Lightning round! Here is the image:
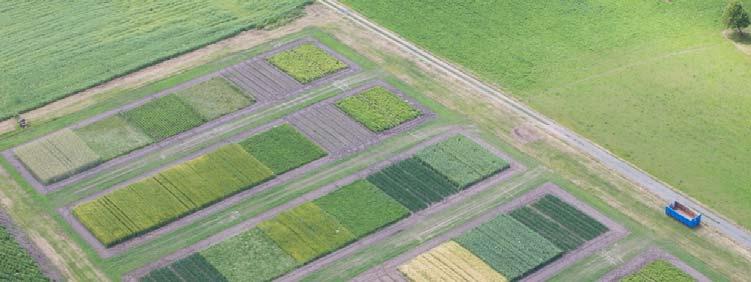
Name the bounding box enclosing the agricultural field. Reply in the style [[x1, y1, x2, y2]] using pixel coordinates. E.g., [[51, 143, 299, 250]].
[[73, 125, 323, 247], [0, 224, 46, 281], [621, 260, 694, 282], [0, 0, 311, 120], [267, 43, 348, 83], [397, 241, 508, 282], [336, 86, 421, 132], [239, 124, 326, 174], [11, 77, 255, 185], [341, 0, 751, 228]]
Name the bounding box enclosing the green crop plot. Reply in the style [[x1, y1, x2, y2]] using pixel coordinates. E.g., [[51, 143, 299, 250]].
[[258, 203, 355, 263], [621, 260, 694, 282], [0, 225, 46, 281], [141, 254, 226, 282], [455, 215, 562, 281], [367, 157, 458, 212], [532, 195, 608, 241], [0, 0, 311, 120], [200, 228, 298, 282], [314, 180, 409, 237], [267, 43, 347, 83], [14, 129, 101, 184], [510, 207, 584, 252], [120, 95, 206, 141], [73, 145, 273, 246], [416, 135, 508, 188], [140, 267, 182, 282], [175, 78, 254, 120], [336, 86, 420, 132], [341, 0, 751, 228], [240, 124, 327, 174], [74, 116, 153, 160]]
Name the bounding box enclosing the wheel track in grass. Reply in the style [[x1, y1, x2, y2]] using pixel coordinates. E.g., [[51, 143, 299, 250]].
[[319, 0, 751, 250]]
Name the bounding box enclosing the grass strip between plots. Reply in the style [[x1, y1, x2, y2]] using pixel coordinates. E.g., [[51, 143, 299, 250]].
[[336, 86, 421, 132], [267, 43, 347, 84]]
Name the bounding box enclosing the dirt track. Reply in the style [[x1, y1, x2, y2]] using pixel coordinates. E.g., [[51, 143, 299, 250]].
[[2, 37, 360, 195], [124, 128, 521, 281], [352, 183, 629, 282], [598, 247, 711, 282]]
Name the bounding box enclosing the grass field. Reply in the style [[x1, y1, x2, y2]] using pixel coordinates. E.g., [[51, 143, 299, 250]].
[[175, 78, 254, 120], [0, 224, 46, 281], [398, 241, 508, 282], [14, 129, 101, 184], [341, 0, 751, 228], [0, 0, 311, 120], [336, 86, 421, 132], [268, 43, 347, 83], [621, 260, 694, 282]]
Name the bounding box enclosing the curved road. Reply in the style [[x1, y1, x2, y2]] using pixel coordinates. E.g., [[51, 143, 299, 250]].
[[319, 0, 751, 250]]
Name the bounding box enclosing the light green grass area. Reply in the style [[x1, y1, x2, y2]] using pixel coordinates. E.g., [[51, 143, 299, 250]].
[[268, 43, 347, 83], [314, 180, 409, 237], [621, 260, 694, 282], [74, 116, 153, 160], [336, 86, 420, 132], [120, 95, 206, 141], [258, 203, 355, 263], [175, 78, 254, 120], [0, 0, 312, 120], [14, 129, 100, 184], [201, 228, 298, 282], [240, 124, 327, 174], [342, 0, 751, 228]]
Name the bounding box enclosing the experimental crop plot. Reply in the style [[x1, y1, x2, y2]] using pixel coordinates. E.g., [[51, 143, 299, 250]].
[[336, 86, 421, 133], [397, 241, 508, 282], [175, 78, 254, 120], [119, 94, 207, 141], [239, 124, 327, 175], [14, 129, 101, 184], [267, 43, 347, 84], [221, 59, 302, 101], [74, 116, 153, 161]]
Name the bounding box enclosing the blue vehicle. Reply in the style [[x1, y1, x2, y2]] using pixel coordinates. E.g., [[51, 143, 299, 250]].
[[665, 201, 702, 228]]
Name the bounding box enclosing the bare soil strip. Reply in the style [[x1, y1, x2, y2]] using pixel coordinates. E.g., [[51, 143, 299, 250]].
[[2, 37, 360, 194], [598, 247, 711, 282], [352, 183, 629, 282], [124, 128, 523, 281], [0, 208, 63, 281], [58, 80, 433, 258]]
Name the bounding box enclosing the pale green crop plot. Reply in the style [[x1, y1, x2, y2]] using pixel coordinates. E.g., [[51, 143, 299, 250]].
[[175, 78, 254, 120], [268, 44, 347, 83], [342, 0, 751, 228], [14, 129, 101, 184], [0, 0, 311, 120]]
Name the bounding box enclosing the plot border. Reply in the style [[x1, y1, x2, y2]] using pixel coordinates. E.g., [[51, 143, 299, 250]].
[[598, 247, 711, 282]]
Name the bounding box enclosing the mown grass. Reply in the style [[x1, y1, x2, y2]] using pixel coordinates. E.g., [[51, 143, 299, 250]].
[[0, 0, 312, 120], [342, 0, 751, 228]]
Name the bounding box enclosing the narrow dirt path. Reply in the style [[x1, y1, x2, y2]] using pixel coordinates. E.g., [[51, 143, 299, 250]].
[[598, 247, 711, 282]]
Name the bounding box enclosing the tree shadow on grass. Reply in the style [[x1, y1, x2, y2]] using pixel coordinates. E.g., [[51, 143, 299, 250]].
[[724, 29, 751, 55]]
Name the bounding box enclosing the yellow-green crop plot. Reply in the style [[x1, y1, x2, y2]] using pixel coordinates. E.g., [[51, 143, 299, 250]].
[[14, 129, 101, 184], [267, 44, 347, 84], [398, 241, 508, 282]]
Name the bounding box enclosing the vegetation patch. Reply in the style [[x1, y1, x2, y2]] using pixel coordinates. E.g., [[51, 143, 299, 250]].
[[120, 94, 206, 141], [416, 135, 508, 188], [0, 225, 46, 281], [367, 157, 458, 212], [398, 241, 508, 282], [14, 129, 101, 184], [0, 0, 312, 120], [258, 203, 355, 263], [73, 145, 273, 246], [175, 78, 254, 120], [141, 254, 226, 282], [455, 215, 562, 281], [621, 260, 694, 282], [314, 180, 409, 237], [531, 195, 608, 241], [74, 116, 153, 160], [267, 43, 347, 83], [509, 207, 584, 252], [336, 86, 420, 132], [200, 229, 298, 282], [240, 124, 327, 174]]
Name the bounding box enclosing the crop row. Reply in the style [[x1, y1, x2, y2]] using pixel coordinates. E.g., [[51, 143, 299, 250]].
[[267, 43, 347, 84], [73, 124, 325, 247], [141, 135, 507, 281], [621, 260, 694, 282], [336, 86, 421, 133], [0, 225, 46, 281], [14, 78, 252, 184]]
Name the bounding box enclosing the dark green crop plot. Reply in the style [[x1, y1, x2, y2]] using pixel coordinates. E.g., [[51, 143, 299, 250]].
[[0, 225, 46, 281], [510, 207, 584, 252], [532, 195, 608, 241], [314, 180, 409, 237], [120, 94, 206, 141], [367, 157, 458, 212], [167, 254, 227, 282], [240, 124, 327, 174], [455, 215, 561, 281]]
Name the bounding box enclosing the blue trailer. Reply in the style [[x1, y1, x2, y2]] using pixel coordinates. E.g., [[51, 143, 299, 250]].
[[665, 201, 701, 228]]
